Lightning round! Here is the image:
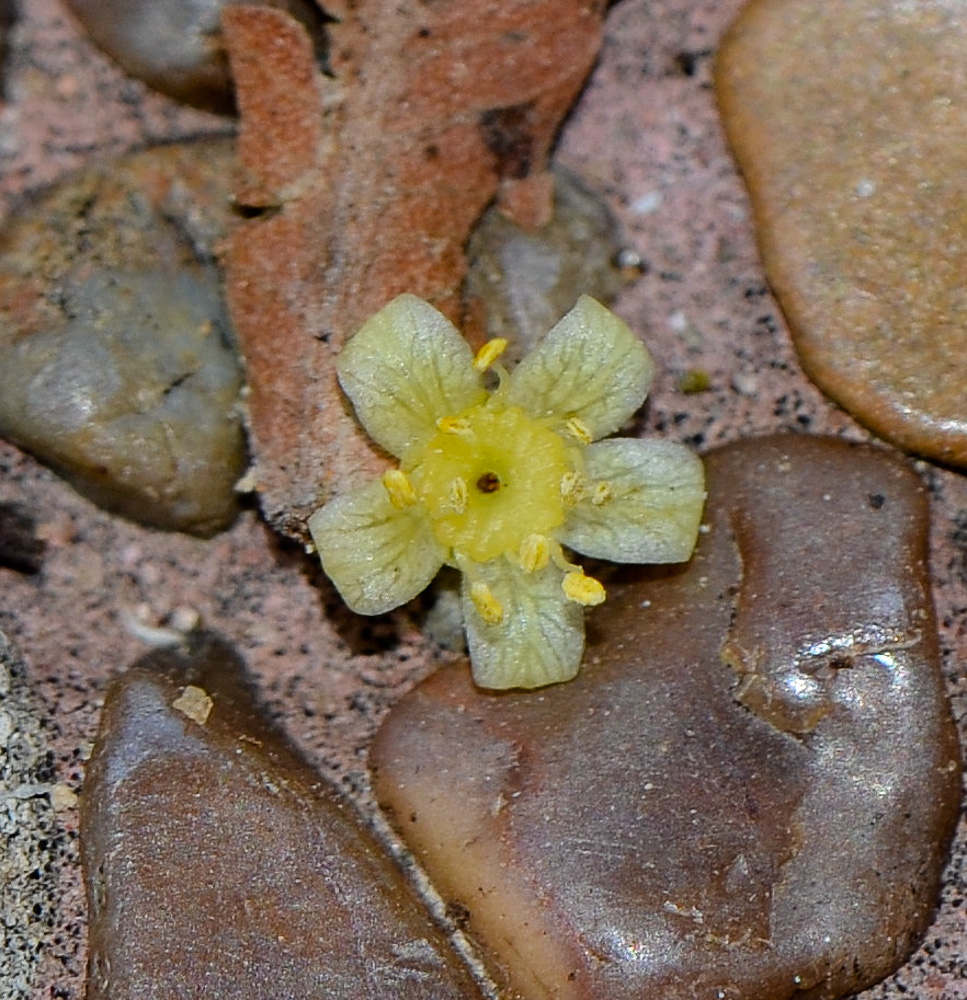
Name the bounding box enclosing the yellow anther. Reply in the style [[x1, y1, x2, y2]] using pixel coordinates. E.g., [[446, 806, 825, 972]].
[[518, 533, 550, 574], [563, 416, 593, 445], [470, 581, 504, 624], [447, 477, 469, 514], [590, 481, 614, 506], [382, 468, 416, 509], [562, 570, 606, 607], [437, 415, 472, 435], [473, 338, 508, 372]]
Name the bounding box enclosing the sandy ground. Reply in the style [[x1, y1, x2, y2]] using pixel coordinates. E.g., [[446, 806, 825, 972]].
[[2, 0, 966, 997]]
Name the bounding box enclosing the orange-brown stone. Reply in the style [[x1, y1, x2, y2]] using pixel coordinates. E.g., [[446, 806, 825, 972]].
[[716, 1, 967, 469]]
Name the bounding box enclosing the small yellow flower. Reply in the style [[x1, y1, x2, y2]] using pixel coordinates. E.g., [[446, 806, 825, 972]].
[[309, 294, 706, 690]]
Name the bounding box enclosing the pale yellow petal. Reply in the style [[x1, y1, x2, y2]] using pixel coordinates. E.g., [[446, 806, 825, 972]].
[[308, 480, 445, 615], [337, 294, 486, 460], [560, 439, 705, 563], [461, 558, 585, 690], [504, 295, 653, 440]]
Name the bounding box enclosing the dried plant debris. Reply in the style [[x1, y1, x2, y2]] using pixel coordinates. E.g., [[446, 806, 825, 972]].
[[0, 629, 61, 999], [220, 0, 607, 541]]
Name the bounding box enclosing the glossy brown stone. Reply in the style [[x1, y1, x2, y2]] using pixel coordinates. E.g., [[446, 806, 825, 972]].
[[81, 635, 482, 1000], [716, 0, 967, 469], [371, 435, 961, 1000]]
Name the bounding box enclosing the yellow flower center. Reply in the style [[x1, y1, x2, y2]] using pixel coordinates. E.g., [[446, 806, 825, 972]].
[[409, 403, 572, 564]]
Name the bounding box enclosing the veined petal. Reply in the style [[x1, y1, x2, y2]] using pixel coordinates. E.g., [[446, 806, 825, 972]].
[[560, 438, 705, 563], [504, 295, 653, 440], [308, 480, 445, 615], [461, 558, 585, 690], [337, 294, 487, 460]]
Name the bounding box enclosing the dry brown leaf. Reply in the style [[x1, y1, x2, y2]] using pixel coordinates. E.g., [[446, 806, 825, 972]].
[[221, 1, 605, 541]]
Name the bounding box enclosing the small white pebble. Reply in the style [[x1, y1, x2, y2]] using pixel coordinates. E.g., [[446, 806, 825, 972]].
[[630, 190, 663, 215], [854, 178, 876, 198], [668, 309, 689, 333], [614, 246, 643, 271], [169, 605, 201, 633], [50, 784, 78, 811], [120, 607, 188, 648], [731, 371, 759, 396], [235, 465, 259, 493], [119, 543, 143, 571]]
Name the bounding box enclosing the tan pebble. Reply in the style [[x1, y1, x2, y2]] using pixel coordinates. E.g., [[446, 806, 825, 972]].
[[717, 0, 967, 467], [171, 685, 214, 726]]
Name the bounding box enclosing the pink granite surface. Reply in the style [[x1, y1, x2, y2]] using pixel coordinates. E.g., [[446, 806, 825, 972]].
[[1, 1, 965, 997]]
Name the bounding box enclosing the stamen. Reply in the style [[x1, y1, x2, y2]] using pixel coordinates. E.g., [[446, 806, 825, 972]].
[[473, 338, 508, 372], [437, 415, 472, 436], [563, 570, 606, 607], [563, 416, 593, 445], [550, 543, 574, 573], [447, 477, 469, 514], [560, 471, 584, 505], [470, 581, 504, 624], [518, 534, 550, 573], [491, 362, 510, 388], [590, 481, 614, 506], [382, 468, 416, 509]]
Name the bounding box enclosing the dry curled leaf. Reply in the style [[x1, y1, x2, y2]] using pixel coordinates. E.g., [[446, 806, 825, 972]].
[[221, 1, 606, 540]]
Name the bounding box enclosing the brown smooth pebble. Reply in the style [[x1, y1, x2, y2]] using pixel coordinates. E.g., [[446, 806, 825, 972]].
[[716, 1, 967, 469], [371, 435, 961, 1000], [81, 634, 482, 1000]]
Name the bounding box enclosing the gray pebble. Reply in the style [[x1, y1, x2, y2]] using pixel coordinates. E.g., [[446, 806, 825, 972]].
[[0, 139, 247, 537], [66, 0, 332, 114], [465, 166, 631, 361]]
